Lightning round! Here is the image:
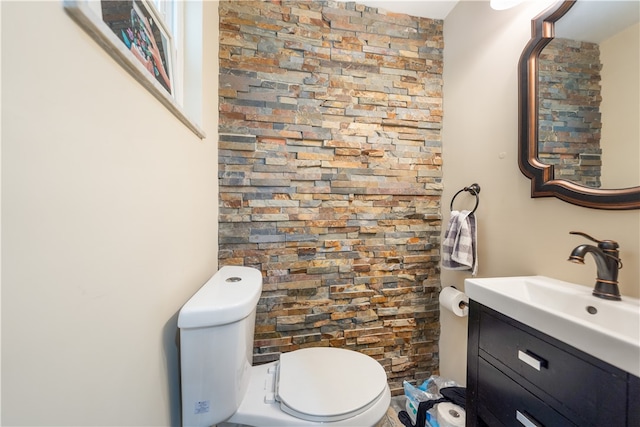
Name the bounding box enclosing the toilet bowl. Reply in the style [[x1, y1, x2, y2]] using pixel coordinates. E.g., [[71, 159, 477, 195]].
[[178, 266, 391, 427], [223, 348, 391, 426]]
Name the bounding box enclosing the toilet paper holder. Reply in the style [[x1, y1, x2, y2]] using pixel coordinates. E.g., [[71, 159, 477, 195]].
[[439, 286, 469, 317], [451, 286, 468, 309]]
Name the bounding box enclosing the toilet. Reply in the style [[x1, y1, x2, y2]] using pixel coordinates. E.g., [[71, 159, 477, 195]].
[[178, 266, 391, 427]]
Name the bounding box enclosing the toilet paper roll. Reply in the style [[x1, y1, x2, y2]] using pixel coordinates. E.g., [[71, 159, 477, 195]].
[[439, 286, 469, 317], [436, 402, 466, 427]]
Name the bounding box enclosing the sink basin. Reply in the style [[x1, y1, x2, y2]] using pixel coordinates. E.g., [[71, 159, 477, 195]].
[[464, 276, 640, 377]]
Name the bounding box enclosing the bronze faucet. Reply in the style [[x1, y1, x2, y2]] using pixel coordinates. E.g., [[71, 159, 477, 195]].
[[568, 231, 623, 301]]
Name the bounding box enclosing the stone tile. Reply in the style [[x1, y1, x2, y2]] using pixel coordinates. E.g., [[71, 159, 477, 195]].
[[219, 0, 443, 389]]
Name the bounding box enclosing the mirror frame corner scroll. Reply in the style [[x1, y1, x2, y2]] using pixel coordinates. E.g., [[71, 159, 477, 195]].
[[518, 0, 640, 210]]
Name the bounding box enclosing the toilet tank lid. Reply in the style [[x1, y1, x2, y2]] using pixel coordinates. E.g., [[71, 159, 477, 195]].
[[178, 266, 263, 329]]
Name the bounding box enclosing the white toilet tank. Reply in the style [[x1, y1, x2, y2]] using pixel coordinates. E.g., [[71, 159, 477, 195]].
[[178, 266, 263, 427]]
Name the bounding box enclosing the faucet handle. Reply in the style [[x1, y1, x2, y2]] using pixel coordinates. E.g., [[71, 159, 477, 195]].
[[569, 231, 619, 251]]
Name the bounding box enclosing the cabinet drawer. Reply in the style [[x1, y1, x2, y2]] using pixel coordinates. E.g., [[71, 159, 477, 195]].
[[478, 310, 627, 426], [478, 357, 576, 427]]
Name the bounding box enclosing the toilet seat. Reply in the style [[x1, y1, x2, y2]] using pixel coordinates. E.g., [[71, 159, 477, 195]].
[[276, 347, 388, 423], [226, 347, 391, 427]]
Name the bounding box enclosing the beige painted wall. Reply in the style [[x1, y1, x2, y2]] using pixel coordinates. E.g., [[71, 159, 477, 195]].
[[441, 0, 640, 385], [600, 22, 640, 189], [1, 1, 219, 425]]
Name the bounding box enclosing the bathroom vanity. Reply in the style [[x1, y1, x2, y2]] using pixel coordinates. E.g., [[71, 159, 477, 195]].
[[466, 301, 640, 426]]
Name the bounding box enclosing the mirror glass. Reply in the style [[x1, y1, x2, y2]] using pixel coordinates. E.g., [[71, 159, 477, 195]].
[[537, 1, 639, 189]]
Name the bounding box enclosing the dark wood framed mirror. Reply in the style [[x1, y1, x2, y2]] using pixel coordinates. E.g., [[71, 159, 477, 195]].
[[518, 0, 640, 210]]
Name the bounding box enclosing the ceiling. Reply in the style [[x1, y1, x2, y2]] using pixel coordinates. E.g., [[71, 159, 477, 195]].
[[340, 0, 459, 20], [341, 1, 640, 43], [556, 1, 640, 43]]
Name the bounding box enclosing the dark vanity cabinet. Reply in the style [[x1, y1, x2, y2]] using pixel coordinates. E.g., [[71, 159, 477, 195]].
[[466, 300, 640, 427]]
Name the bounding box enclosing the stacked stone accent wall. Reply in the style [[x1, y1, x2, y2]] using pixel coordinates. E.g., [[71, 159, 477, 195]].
[[538, 38, 602, 188], [218, 0, 443, 394]]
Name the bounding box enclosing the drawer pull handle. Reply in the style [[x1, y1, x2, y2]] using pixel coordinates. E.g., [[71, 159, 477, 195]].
[[516, 410, 543, 427], [518, 350, 547, 371]]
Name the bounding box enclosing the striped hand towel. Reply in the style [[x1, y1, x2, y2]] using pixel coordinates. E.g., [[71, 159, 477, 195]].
[[442, 210, 478, 275]]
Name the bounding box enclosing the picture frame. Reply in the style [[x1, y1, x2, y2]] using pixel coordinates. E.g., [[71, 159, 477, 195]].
[[64, 0, 205, 138]]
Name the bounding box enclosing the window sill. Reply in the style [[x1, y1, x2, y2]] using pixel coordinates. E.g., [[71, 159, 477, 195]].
[[64, 0, 206, 139]]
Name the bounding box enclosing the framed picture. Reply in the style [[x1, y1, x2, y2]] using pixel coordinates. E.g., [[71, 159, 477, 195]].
[[65, 0, 173, 95], [64, 0, 203, 137]]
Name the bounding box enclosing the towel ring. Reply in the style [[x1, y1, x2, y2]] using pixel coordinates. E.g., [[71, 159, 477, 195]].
[[450, 183, 481, 214]]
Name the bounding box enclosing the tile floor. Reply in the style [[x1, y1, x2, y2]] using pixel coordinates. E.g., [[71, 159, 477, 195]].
[[376, 396, 406, 427]]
